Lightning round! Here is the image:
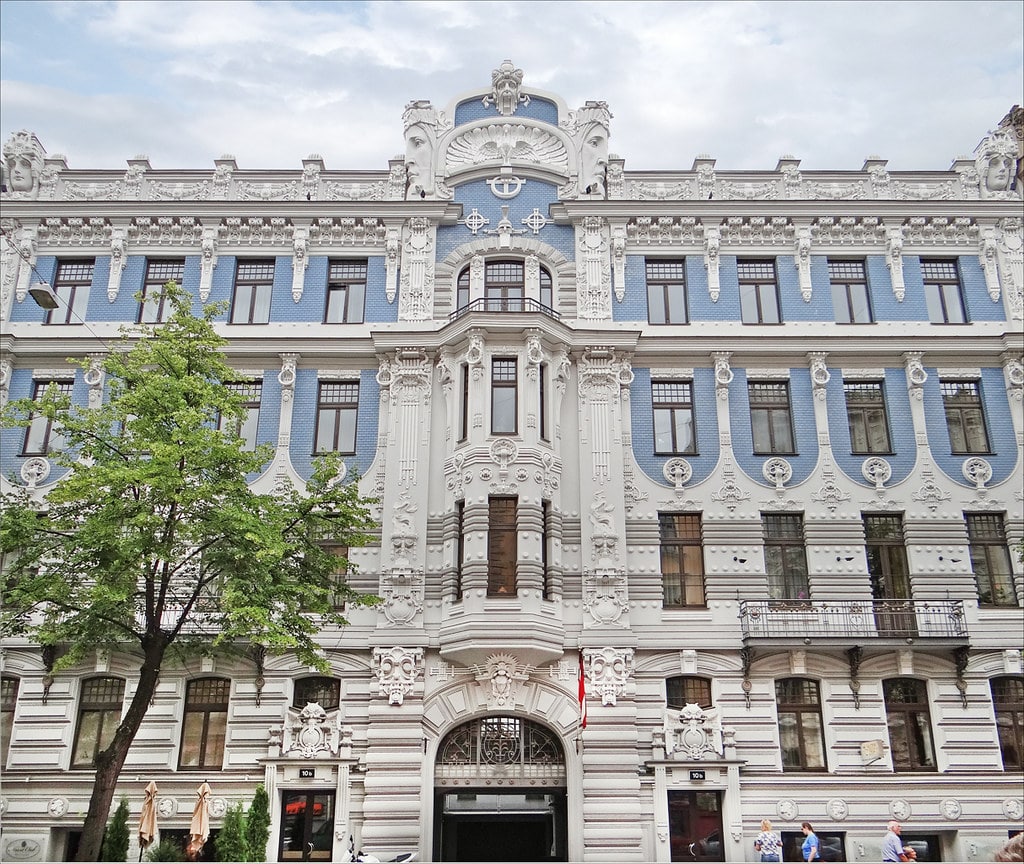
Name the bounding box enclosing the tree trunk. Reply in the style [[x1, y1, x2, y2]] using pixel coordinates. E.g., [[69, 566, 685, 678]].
[[75, 640, 167, 862]]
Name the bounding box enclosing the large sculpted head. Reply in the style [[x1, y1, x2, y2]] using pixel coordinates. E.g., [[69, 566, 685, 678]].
[[403, 100, 437, 199], [577, 101, 611, 196], [489, 59, 526, 116], [977, 131, 1019, 197], [3, 130, 45, 197]]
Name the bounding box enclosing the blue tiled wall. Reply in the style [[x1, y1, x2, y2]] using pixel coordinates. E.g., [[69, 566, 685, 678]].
[[960, 257, 1006, 322], [454, 96, 558, 126]]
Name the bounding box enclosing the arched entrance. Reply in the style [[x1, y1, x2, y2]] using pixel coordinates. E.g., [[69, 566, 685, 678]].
[[432, 715, 568, 862]]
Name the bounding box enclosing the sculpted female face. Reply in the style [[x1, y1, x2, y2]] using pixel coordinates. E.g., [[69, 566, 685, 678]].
[[404, 124, 433, 197], [580, 123, 609, 194], [6, 155, 34, 192], [985, 154, 1013, 192]]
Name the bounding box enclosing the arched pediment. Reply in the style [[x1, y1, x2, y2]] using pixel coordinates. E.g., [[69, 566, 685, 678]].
[[443, 120, 571, 179]]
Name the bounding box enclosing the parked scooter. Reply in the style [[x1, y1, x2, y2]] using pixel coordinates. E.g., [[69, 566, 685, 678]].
[[343, 836, 416, 863]]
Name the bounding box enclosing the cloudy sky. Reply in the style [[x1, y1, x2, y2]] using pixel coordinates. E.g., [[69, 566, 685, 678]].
[[1, 0, 1021, 174]]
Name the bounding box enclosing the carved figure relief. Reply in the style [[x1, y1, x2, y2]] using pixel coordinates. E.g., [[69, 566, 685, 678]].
[[374, 646, 423, 706], [476, 653, 528, 709], [585, 647, 633, 706], [380, 570, 424, 626], [583, 570, 628, 626], [399, 217, 435, 320], [976, 130, 1020, 199], [404, 101, 438, 199], [666, 703, 723, 760], [3, 130, 45, 198], [575, 101, 611, 197], [482, 60, 529, 116], [279, 701, 351, 759]]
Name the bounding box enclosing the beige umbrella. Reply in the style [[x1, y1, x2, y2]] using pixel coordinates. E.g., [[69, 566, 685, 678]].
[[138, 781, 159, 860], [187, 782, 212, 861]]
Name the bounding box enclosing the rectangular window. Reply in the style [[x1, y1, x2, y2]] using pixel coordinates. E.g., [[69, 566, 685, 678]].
[[541, 500, 551, 599], [659, 513, 705, 607], [47, 259, 94, 324], [458, 363, 470, 442], [324, 260, 366, 324], [484, 261, 525, 312], [71, 677, 124, 768], [22, 380, 74, 455], [763, 513, 809, 600], [317, 541, 350, 609], [653, 381, 696, 455], [646, 259, 688, 324], [179, 678, 229, 770], [139, 259, 185, 323], [942, 380, 990, 454], [666, 676, 712, 710], [487, 496, 517, 596], [218, 381, 262, 451], [884, 678, 936, 771], [1, 676, 18, 766], [455, 501, 466, 601], [749, 381, 795, 454], [230, 259, 274, 324], [844, 381, 892, 454], [991, 677, 1024, 770], [922, 259, 966, 323], [864, 514, 911, 600], [775, 678, 826, 771], [491, 358, 518, 435], [539, 362, 549, 442], [967, 513, 1017, 606], [315, 381, 359, 454], [829, 259, 872, 324], [738, 259, 780, 324]]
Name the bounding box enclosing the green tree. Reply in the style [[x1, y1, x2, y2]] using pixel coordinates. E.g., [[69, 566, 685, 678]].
[[100, 797, 130, 862], [244, 785, 271, 862], [215, 801, 249, 862], [0, 284, 376, 862]]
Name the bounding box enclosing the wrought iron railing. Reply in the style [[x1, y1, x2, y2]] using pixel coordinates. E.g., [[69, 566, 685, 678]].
[[449, 297, 560, 321], [738, 599, 968, 641]]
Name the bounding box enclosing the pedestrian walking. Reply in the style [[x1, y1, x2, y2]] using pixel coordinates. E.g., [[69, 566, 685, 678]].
[[882, 820, 917, 861], [801, 821, 820, 862], [754, 819, 782, 862]]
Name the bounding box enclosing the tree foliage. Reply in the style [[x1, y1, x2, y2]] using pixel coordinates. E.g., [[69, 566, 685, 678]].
[[0, 283, 377, 860], [100, 797, 130, 862], [214, 802, 249, 863], [244, 785, 271, 862]]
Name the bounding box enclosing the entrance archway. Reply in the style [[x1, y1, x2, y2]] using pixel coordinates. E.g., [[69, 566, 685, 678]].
[[433, 716, 568, 862]]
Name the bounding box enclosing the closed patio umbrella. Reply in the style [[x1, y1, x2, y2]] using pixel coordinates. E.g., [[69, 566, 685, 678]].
[[187, 782, 212, 861], [138, 781, 159, 860]]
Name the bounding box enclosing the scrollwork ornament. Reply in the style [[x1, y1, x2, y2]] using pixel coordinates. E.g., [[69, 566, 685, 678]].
[[20, 457, 50, 489], [961, 457, 992, 489], [663, 458, 692, 489], [762, 458, 793, 490], [861, 457, 892, 490]]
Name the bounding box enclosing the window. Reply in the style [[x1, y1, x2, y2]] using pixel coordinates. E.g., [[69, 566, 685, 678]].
[[659, 513, 705, 607], [539, 362, 549, 442], [749, 381, 795, 454], [738, 260, 780, 324], [991, 677, 1024, 769], [488, 496, 517, 596], [864, 514, 910, 601], [646, 260, 688, 324], [71, 677, 124, 768], [47, 259, 93, 324], [218, 381, 262, 451], [967, 513, 1017, 606], [456, 500, 466, 600], [539, 266, 553, 310], [22, 380, 73, 455], [294, 676, 340, 710], [666, 676, 712, 710], [942, 380, 990, 454], [317, 540, 350, 609], [456, 268, 470, 311], [763, 514, 809, 600], [781, 832, 846, 863], [775, 678, 826, 771], [315, 381, 359, 454], [541, 500, 551, 599], [324, 260, 366, 323], [884, 678, 936, 771], [829, 260, 872, 324], [458, 363, 470, 442], [230, 259, 274, 324], [844, 381, 891, 454], [491, 358, 518, 435], [1, 676, 18, 765], [922, 259, 966, 323], [179, 677, 229, 770], [653, 381, 696, 455], [139, 259, 185, 323], [485, 261, 525, 312]]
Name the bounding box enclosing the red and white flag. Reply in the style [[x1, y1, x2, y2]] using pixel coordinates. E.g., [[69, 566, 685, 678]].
[[578, 650, 587, 729]]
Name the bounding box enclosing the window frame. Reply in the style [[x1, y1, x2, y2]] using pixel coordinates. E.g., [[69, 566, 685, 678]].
[[829, 259, 872, 324], [883, 678, 936, 771], [218, 380, 262, 451], [1, 675, 19, 766], [652, 380, 697, 455], [749, 381, 795, 455], [666, 676, 712, 710], [941, 380, 990, 454], [738, 259, 781, 324], [763, 513, 809, 600], [46, 259, 94, 325], [324, 260, 367, 324], [991, 676, 1024, 770], [458, 363, 470, 443], [455, 500, 466, 601], [22, 379, 74, 456], [646, 259, 689, 325], [230, 259, 275, 324], [775, 677, 827, 771], [314, 381, 359, 455], [490, 357, 518, 435], [922, 258, 966, 324], [659, 513, 706, 608], [487, 496, 517, 597], [844, 381, 892, 454], [966, 513, 1017, 607], [456, 267, 471, 311], [293, 676, 341, 711], [178, 677, 230, 771], [71, 676, 125, 769], [484, 260, 525, 312], [139, 258, 186, 324]]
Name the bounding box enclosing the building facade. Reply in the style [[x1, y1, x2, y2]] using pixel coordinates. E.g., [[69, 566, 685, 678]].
[[0, 63, 1022, 863]]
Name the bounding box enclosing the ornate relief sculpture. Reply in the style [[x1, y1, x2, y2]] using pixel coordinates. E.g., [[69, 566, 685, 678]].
[[584, 647, 633, 706], [575, 101, 611, 197], [976, 128, 1021, 199], [398, 217, 435, 320], [482, 60, 529, 116], [404, 101, 439, 200], [2, 130, 45, 198], [576, 217, 611, 319], [476, 653, 529, 709], [666, 703, 723, 760], [374, 646, 423, 706]]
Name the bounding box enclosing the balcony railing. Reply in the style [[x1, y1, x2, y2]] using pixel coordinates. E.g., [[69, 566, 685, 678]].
[[739, 599, 968, 642], [449, 298, 560, 321]]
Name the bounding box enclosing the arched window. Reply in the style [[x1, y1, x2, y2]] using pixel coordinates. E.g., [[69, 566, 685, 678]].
[[991, 676, 1023, 769], [666, 676, 712, 710], [72, 676, 125, 768], [294, 676, 341, 710], [456, 268, 471, 311], [775, 678, 826, 771], [179, 677, 230, 770], [453, 260, 556, 316], [884, 678, 935, 771], [539, 266, 553, 309], [1, 676, 19, 765]]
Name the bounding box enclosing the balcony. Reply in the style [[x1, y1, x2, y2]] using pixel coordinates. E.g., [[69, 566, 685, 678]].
[[449, 297, 560, 321], [738, 599, 969, 647]]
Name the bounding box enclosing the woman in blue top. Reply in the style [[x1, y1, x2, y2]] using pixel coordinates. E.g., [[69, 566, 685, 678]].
[[801, 822, 820, 861]]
